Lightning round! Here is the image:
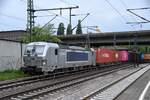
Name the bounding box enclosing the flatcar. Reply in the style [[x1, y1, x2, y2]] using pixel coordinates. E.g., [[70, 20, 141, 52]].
[[21, 42, 95, 74]]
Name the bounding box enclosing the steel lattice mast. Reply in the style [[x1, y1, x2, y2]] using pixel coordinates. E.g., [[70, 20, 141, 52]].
[[27, 0, 34, 42]]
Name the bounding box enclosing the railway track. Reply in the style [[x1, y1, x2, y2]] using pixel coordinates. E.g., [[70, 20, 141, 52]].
[[0, 69, 89, 91], [0, 63, 121, 91], [83, 64, 150, 100], [0, 64, 133, 100]]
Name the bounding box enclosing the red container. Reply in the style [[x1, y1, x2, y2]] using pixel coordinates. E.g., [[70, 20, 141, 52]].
[[95, 48, 116, 64], [144, 54, 150, 60], [119, 51, 128, 62]]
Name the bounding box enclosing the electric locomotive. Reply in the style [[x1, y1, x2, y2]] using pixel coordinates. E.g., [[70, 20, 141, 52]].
[[21, 42, 96, 74]]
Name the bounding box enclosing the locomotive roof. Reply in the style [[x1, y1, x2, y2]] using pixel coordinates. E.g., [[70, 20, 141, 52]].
[[58, 43, 90, 51], [27, 42, 89, 50], [27, 42, 59, 48]]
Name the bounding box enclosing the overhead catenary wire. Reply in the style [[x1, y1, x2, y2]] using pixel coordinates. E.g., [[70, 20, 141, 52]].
[[0, 0, 27, 30], [127, 8, 150, 25], [58, 0, 106, 32], [120, 0, 150, 25], [58, 0, 78, 7], [119, 0, 137, 21], [21, 0, 69, 23], [127, 9, 150, 22], [0, 13, 26, 30], [104, 0, 137, 47], [105, 0, 135, 31], [118, 0, 138, 30], [118, 0, 141, 51], [105, 0, 127, 22], [35, 15, 57, 18], [0, 12, 26, 22], [0, 22, 24, 30]]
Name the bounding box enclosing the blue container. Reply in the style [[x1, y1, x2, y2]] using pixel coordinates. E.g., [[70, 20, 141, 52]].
[[140, 53, 144, 60]]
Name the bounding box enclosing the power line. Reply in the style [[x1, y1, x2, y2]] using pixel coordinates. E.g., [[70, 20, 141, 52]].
[[59, 0, 72, 5], [119, 0, 128, 8], [105, 0, 127, 22], [33, 6, 79, 26], [119, 0, 137, 21], [105, 0, 136, 31], [128, 7, 150, 11], [58, 0, 78, 6], [41, 15, 58, 29], [127, 9, 150, 22], [72, 13, 90, 31], [118, 0, 138, 30], [120, 1, 150, 25], [0, 12, 26, 22], [104, 0, 136, 46], [21, 0, 69, 22], [0, 22, 24, 29], [35, 14, 56, 17]]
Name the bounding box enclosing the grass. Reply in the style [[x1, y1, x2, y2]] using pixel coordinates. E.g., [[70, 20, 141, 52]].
[[0, 70, 29, 81]]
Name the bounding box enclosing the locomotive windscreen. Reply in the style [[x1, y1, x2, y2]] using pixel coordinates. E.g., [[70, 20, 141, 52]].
[[67, 52, 88, 61], [24, 45, 45, 55]]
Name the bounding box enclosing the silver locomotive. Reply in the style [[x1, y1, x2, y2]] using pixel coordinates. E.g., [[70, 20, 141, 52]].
[[22, 42, 95, 74]]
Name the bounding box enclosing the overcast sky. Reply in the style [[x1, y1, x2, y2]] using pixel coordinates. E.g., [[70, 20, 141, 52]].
[[0, 0, 150, 33]]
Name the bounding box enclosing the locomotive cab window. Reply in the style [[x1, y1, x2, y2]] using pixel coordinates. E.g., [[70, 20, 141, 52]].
[[55, 49, 58, 55], [24, 45, 45, 55]]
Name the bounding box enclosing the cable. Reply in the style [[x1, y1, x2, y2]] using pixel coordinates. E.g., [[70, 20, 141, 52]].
[[0, 12, 26, 22], [0, 22, 24, 29], [21, 0, 69, 23], [119, 0, 150, 29], [118, 0, 138, 30], [35, 15, 56, 18], [58, 0, 78, 6], [119, 0, 128, 8], [105, 0, 135, 31], [119, 0, 142, 26], [105, 0, 127, 22]]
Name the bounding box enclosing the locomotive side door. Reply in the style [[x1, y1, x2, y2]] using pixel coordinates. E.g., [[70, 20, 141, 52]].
[[57, 49, 66, 69], [46, 47, 58, 71]]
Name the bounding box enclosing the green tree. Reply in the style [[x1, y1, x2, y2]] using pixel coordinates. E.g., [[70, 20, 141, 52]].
[[57, 22, 65, 35], [23, 24, 61, 43], [76, 20, 82, 34], [66, 24, 72, 35]]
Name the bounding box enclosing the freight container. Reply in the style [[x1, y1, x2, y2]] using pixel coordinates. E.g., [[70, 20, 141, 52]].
[[140, 53, 144, 60], [95, 48, 116, 64], [119, 51, 128, 62], [144, 54, 150, 60], [128, 51, 140, 63]]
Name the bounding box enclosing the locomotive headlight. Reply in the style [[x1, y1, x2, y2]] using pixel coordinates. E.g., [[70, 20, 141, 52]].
[[43, 62, 46, 65], [42, 59, 47, 65]]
